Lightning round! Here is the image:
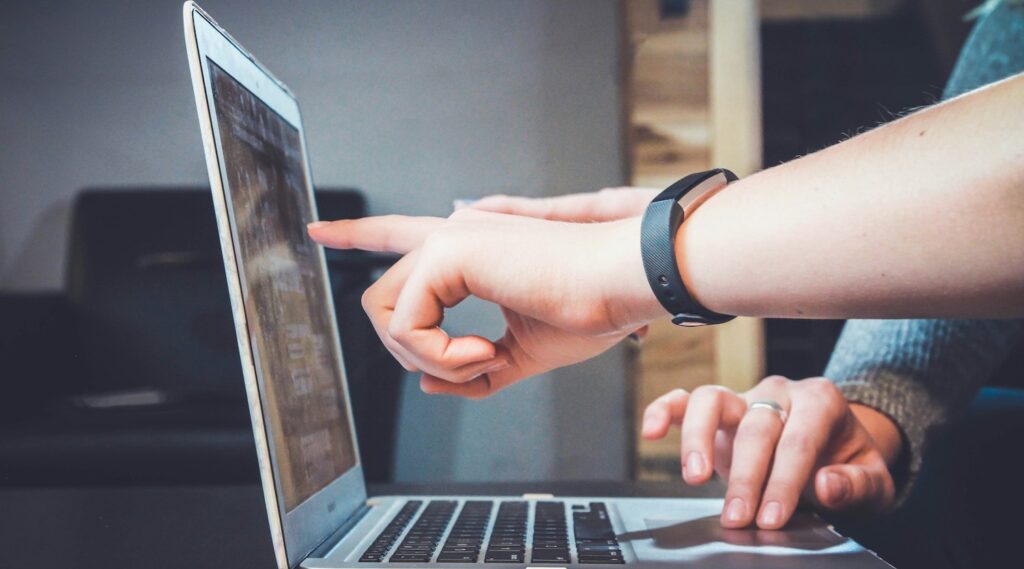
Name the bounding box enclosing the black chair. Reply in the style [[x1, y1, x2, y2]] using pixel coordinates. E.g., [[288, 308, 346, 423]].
[[0, 187, 402, 486]]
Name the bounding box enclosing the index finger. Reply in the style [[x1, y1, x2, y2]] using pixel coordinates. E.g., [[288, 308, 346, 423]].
[[307, 215, 444, 254]]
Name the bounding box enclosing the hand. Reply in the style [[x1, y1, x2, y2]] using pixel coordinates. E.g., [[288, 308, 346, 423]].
[[641, 376, 900, 529], [308, 211, 663, 398], [460, 187, 660, 222]]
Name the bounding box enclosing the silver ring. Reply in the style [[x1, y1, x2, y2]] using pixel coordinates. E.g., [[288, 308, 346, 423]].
[[748, 400, 788, 424]]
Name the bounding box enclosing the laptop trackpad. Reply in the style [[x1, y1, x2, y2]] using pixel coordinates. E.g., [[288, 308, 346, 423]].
[[615, 506, 879, 568], [642, 514, 846, 550]]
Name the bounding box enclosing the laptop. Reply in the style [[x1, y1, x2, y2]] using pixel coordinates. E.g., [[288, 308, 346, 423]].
[[182, 3, 893, 568]]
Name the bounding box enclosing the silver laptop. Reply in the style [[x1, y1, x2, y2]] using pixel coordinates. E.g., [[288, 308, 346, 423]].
[[182, 3, 893, 568]]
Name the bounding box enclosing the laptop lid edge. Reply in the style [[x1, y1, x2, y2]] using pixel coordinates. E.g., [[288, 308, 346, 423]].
[[183, 3, 367, 567]]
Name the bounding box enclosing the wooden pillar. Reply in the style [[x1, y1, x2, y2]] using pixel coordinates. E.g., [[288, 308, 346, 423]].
[[622, 0, 765, 479]]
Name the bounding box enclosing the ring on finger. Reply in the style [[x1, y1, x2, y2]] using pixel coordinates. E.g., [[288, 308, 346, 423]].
[[747, 400, 789, 424]]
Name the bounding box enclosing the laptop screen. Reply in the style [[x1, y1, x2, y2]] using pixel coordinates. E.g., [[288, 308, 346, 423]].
[[209, 60, 358, 512]]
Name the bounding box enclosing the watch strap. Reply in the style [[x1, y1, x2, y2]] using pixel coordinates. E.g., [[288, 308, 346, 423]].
[[640, 168, 737, 327]]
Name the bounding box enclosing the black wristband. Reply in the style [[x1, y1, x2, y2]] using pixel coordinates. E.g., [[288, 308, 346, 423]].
[[640, 168, 737, 327]]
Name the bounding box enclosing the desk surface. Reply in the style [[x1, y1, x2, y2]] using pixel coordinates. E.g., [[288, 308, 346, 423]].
[[0, 481, 880, 569], [0, 481, 715, 568]]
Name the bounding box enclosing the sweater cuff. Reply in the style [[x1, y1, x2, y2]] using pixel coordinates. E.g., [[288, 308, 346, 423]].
[[834, 371, 946, 506]]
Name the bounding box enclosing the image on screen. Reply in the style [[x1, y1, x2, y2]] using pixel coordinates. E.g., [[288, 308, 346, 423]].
[[209, 61, 357, 512]]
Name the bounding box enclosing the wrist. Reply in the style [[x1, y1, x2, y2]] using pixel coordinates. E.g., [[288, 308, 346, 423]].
[[850, 403, 904, 466], [598, 216, 667, 331]]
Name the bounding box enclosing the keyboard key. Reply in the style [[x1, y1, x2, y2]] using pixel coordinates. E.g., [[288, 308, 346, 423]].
[[442, 546, 479, 553], [575, 539, 618, 546], [486, 545, 525, 552], [531, 549, 571, 563], [580, 551, 623, 561], [485, 551, 524, 563], [533, 543, 569, 550], [581, 540, 618, 552], [437, 553, 478, 563], [391, 554, 433, 562]]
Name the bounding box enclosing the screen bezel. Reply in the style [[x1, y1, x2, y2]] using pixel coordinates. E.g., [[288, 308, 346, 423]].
[[183, 3, 366, 567]]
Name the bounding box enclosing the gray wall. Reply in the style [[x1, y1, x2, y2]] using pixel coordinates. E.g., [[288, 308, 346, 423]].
[[0, 0, 629, 482]]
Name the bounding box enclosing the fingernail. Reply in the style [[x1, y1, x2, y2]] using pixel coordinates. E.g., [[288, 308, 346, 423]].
[[307, 221, 328, 229], [759, 501, 782, 527], [724, 498, 746, 523], [641, 414, 658, 434], [825, 472, 850, 503], [452, 199, 478, 210], [685, 452, 705, 479]]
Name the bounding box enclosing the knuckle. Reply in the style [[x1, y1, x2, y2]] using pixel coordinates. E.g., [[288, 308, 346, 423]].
[[779, 432, 818, 456], [737, 417, 778, 441], [760, 375, 789, 389], [803, 377, 842, 402], [381, 335, 407, 358], [692, 384, 725, 400], [386, 321, 411, 345], [360, 288, 375, 311]]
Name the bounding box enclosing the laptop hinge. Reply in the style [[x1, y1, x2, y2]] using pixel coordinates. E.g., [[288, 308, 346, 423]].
[[308, 503, 373, 560]]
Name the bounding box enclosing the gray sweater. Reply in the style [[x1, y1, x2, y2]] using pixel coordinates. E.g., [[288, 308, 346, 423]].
[[824, 2, 1024, 499]]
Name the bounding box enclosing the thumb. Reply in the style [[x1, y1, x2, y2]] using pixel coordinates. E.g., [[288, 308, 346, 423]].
[[417, 335, 535, 399], [813, 462, 895, 512]]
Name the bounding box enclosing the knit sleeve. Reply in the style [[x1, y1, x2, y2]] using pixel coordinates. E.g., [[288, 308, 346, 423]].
[[825, 319, 1024, 502]]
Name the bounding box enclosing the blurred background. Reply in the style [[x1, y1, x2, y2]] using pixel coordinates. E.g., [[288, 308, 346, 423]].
[[0, 0, 978, 557]]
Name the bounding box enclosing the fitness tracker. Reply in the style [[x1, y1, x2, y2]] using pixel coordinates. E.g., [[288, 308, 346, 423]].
[[640, 168, 738, 327]]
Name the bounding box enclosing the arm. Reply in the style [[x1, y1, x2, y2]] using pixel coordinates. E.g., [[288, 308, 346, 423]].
[[308, 74, 1024, 396], [674, 72, 1024, 320], [826, 318, 1024, 500]]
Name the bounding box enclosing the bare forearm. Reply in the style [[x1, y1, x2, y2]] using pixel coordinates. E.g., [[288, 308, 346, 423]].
[[680, 72, 1024, 319]]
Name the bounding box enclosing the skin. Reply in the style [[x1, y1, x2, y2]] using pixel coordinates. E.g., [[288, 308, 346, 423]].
[[307, 71, 1024, 527], [640, 379, 901, 530]]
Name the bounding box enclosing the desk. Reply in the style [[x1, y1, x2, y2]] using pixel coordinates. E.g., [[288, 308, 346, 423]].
[[0, 481, 879, 569], [0, 481, 715, 568]]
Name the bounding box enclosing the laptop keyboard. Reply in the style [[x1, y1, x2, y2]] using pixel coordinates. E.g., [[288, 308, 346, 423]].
[[360, 500, 424, 562], [360, 500, 624, 564], [484, 501, 528, 563], [530, 501, 569, 563], [390, 500, 459, 562], [441, 500, 494, 562]]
